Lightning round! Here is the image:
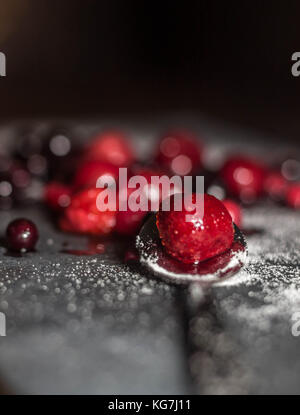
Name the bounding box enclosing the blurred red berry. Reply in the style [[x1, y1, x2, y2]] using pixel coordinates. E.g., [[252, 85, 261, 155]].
[[115, 186, 146, 235], [286, 183, 300, 209], [84, 130, 134, 167], [221, 156, 265, 203], [155, 130, 202, 175], [115, 166, 179, 236], [61, 188, 116, 235], [131, 167, 182, 209], [264, 170, 288, 201], [156, 194, 234, 264], [116, 209, 147, 236], [222, 199, 242, 227], [6, 218, 39, 252], [44, 182, 72, 211], [73, 160, 119, 189]]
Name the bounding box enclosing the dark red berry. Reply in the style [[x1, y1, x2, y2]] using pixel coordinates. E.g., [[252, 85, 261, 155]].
[[44, 182, 72, 211], [73, 160, 119, 190], [155, 130, 202, 175], [222, 199, 242, 227], [116, 208, 147, 236], [85, 130, 134, 167], [115, 186, 146, 235], [286, 183, 300, 209], [221, 156, 265, 203], [156, 194, 234, 264], [6, 218, 39, 252], [60, 188, 116, 235], [131, 167, 181, 209]]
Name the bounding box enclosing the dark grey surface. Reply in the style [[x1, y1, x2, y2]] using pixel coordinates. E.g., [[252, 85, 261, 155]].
[[0, 117, 299, 394], [0, 208, 191, 394]]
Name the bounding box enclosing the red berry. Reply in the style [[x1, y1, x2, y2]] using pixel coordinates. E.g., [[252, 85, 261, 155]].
[[115, 186, 147, 235], [221, 156, 265, 203], [116, 209, 147, 235], [61, 188, 116, 235], [84, 130, 134, 167], [44, 182, 72, 211], [73, 160, 119, 189], [156, 194, 234, 264], [114, 167, 182, 235], [286, 183, 300, 209], [6, 218, 39, 252], [155, 130, 202, 175], [264, 170, 288, 201], [222, 199, 242, 227]]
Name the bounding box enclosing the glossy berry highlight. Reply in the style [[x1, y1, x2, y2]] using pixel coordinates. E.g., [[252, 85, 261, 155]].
[[6, 218, 39, 252], [286, 183, 300, 209], [221, 156, 265, 203], [156, 194, 234, 264], [264, 170, 288, 201]]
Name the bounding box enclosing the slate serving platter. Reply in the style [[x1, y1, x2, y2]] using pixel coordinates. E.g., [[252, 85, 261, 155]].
[[0, 116, 299, 394]]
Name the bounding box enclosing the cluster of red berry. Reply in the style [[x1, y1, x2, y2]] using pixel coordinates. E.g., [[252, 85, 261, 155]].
[[3, 128, 299, 260], [44, 129, 202, 236], [42, 129, 299, 240]]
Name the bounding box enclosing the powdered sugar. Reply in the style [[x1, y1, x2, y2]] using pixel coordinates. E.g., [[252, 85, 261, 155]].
[[188, 203, 300, 394]]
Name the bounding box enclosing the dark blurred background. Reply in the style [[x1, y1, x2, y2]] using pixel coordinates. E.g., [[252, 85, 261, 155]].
[[0, 0, 299, 142]]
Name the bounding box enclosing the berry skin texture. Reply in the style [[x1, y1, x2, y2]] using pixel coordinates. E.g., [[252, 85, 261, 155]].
[[222, 199, 242, 228], [221, 157, 265, 203], [155, 130, 202, 175], [84, 130, 134, 167], [156, 194, 234, 264], [61, 188, 116, 235], [44, 182, 72, 211], [73, 160, 119, 189], [286, 183, 300, 209], [6, 218, 39, 252]]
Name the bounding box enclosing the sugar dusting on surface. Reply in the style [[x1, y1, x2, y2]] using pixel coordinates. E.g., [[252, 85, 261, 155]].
[[0, 204, 298, 393], [136, 219, 247, 284], [189, 204, 300, 394], [0, 120, 298, 393], [0, 208, 190, 394]]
